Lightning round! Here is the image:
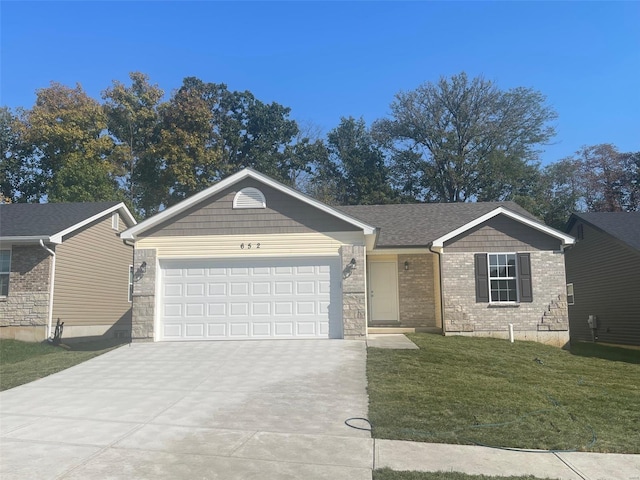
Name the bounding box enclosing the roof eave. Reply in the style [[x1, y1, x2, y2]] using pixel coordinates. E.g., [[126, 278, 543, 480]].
[[0, 236, 60, 245]]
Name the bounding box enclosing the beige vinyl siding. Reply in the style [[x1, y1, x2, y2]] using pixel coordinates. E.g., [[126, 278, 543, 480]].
[[444, 215, 561, 252], [566, 221, 640, 346], [137, 232, 364, 258], [52, 213, 133, 330], [140, 178, 362, 238]]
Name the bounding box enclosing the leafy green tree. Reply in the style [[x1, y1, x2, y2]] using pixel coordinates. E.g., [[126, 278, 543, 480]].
[[513, 158, 583, 229], [156, 77, 309, 207], [17, 82, 123, 202], [577, 144, 633, 212], [373, 72, 557, 202], [0, 107, 33, 202], [157, 78, 222, 205], [321, 117, 396, 205], [102, 72, 164, 217]]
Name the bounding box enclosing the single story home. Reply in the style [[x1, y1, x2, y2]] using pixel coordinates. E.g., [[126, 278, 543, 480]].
[[565, 212, 640, 346], [121, 169, 574, 346], [0, 202, 136, 342]]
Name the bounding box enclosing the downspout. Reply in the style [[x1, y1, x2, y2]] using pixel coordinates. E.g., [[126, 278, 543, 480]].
[[429, 245, 446, 336], [39, 239, 56, 340]]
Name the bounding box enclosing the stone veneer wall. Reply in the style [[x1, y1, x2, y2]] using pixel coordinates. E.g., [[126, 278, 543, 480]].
[[340, 245, 366, 339], [131, 249, 156, 341], [0, 246, 51, 334], [441, 250, 569, 346], [397, 254, 436, 327]]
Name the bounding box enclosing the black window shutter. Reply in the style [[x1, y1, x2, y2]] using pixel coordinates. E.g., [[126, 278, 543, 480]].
[[474, 253, 489, 303], [517, 253, 533, 303]]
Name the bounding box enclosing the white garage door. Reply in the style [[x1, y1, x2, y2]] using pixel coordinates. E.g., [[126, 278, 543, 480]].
[[159, 257, 342, 341]]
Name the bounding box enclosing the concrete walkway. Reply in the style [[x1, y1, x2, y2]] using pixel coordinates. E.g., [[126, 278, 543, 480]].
[[1, 338, 639, 479], [376, 439, 640, 480], [367, 333, 419, 349]]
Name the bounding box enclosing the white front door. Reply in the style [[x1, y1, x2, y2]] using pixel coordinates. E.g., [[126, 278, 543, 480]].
[[159, 257, 342, 341], [368, 261, 399, 322]]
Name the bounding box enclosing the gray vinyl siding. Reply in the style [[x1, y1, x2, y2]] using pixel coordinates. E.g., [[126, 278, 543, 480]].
[[140, 178, 362, 238], [444, 215, 562, 252], [565, 221, 640, 346], [52, 213, 133, 331]]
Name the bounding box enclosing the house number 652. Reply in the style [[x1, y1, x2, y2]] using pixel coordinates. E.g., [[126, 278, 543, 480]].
[[240, 243, 260, 250]]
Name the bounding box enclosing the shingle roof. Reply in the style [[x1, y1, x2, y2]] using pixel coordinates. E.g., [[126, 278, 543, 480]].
[[570, 212, 640, 252], [339, 201, 539, 247], [0, 201, 123, 238]]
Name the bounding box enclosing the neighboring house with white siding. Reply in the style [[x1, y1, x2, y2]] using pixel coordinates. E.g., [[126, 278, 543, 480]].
[[0, 202, 136, 342], [121, 169, 575, 346], [565, 212, 640, 347]]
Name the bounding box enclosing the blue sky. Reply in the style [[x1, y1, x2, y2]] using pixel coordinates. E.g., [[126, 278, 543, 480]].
[[1, 1, 638, 165]]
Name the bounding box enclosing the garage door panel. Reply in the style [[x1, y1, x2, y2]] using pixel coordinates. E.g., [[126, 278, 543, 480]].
[[230, 282, 249, 295], [274, 302, 293, 315], [185, 323, 204, 337], [186, 283, 205, 296], [164, 284, 183, 297], [186, 304, 204, 316], [296, 322, 316, 335], [274, 322, 294, 336], [296, 302, 315, 315], [274, 282, 293, 295], [164, 304, 182, 317], [230, 323, 249, 336], [186, 268, 205, 277], [208, 283, 226, 296], [208, 303, 226, 316], [159, 257, 342, 341], [252, 282, 270, 295], [252, 322, 271, 336], [230, 303, 249, 316], [252, 302, 271, 315], [163, 323, 182, 338], [207, 323, 226, 337], [296, 281, 315, 295]]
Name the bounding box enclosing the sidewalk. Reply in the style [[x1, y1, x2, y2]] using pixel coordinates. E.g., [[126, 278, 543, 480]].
[[375, 439, 640, 480]]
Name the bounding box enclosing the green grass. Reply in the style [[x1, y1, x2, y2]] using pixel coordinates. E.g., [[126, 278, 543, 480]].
[[0, 338, 126, 391], [373, 470, 552, 480], [367, 334, 640, 453]]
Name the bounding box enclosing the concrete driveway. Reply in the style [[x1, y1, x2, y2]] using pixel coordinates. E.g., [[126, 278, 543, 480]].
[[0, 340, 372, 479]]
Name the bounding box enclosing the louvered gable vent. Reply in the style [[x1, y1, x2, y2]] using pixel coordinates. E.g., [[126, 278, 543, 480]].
[[233, 187, 266, 209]]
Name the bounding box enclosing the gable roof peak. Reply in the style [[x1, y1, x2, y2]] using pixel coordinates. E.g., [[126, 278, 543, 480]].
[[121, 168, 376, 240]]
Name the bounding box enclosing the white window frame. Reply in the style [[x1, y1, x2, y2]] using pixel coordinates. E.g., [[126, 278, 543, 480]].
[[566, 283, 575, 306], [128, 265, 134, 302], [0, 249, 11, 297], [112, 212, 120, 231], [488, 253, 519, 303]]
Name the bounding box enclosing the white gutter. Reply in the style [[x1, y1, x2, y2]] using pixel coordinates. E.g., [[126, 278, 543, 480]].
[[39, 240, 56, 340]]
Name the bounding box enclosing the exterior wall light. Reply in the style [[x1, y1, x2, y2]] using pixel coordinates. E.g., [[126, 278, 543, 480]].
[[404, 260, 410, 271]]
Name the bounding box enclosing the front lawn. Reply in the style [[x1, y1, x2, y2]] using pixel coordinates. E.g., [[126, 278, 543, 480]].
[[0, 338, 126, 391], [367, 334, 640, 453]]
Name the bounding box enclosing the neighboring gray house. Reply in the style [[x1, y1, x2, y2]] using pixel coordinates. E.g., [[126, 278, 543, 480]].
[[0, 202, 136, 342], [121, 169, 574, 346], [565, 212, 640, 346]]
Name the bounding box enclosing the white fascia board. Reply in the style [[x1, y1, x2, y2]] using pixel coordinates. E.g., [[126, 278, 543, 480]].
[[431, 206, 576, 248], [0, 236, 58, 245], [121, 168, 377, 240], [51, 203, 136, 243]]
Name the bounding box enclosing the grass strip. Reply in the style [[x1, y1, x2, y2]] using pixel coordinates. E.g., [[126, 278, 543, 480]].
[[367, 334, 640, 453]]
